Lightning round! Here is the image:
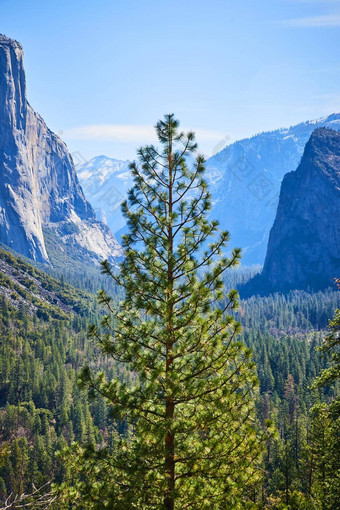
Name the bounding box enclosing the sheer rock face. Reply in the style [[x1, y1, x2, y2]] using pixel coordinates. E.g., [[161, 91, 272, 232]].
[[249, 128, 340, 294], [205, 113, 340, 265], [76, 114, 340, 266], [0, 35, 122, 263]]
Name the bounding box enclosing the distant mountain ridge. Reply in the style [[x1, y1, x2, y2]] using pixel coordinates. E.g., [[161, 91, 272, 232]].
[[242, 128, 340, 295], [0, 35, 122, 265], [77, 114, 340, 265], [77, 156, 131, 233], [205, 113, 340, 265]]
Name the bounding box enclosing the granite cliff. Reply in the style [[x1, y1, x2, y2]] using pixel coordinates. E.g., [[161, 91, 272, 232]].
[[77, 114, 340, 265], [242, 128, 340, 295], [205, 113, 340, 265], [0, 35, 122, 265]]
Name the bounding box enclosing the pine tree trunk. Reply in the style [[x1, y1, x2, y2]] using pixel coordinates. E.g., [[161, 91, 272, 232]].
[[164, 400, 175, 510], [164, 127, 175, 510]]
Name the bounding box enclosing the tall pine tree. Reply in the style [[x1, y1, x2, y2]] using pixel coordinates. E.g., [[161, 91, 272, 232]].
[[77, 114, 270, 509], [309, 303, 340, 509]]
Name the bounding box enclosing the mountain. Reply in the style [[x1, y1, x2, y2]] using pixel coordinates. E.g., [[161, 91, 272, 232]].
[[76, 114, 340, 265], [205, 113, 340, 265], [0, 245, 95, 319], [0, 244, 105, 502], [242, 128, 340, 296], [77, 156, 132, 233], [0, 35, 122, 265]]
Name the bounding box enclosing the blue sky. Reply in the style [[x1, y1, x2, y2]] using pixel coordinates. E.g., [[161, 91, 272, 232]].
[[1, 0, 339, 161]]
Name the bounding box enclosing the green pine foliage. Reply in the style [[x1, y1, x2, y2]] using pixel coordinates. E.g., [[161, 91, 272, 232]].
[[65, 115, 272, 509], [312, 307, 340, 412], [307, 306, 340, 510], [0, 246, 338, 508], [0, 272, 122, 508], [0, 122, 339, 508]]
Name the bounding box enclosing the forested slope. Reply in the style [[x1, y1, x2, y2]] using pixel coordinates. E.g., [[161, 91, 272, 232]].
[[0, 246, 338, 507], [0, 249, 127, 504]]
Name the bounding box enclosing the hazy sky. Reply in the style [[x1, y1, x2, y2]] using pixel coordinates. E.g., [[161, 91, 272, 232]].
[[1, 0, 340, 161]]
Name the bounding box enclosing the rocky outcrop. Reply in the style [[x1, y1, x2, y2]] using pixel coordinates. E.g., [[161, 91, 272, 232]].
[[242, 128, 340, 295], [0, 35, 122, 264], [75, 110, 340, 266], [205, 113, 340, 265]]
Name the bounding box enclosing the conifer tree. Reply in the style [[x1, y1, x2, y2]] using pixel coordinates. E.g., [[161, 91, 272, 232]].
[[76, 114, 270, 509], [309, 303, 340, 509], [312, 307, 340, 414]]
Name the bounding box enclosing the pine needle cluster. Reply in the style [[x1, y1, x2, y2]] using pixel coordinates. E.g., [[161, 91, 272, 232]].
[[77, 114, 270, 509]]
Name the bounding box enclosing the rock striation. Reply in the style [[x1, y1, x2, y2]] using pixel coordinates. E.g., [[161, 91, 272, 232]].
[[205, 113, 340, 265], [0, 34, 122, 264], [242, 128, 340, 295]]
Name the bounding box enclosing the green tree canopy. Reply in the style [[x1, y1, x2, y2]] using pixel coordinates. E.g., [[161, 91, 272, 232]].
[[71, 114, 271, 509], [312, 307, 340, 415]]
